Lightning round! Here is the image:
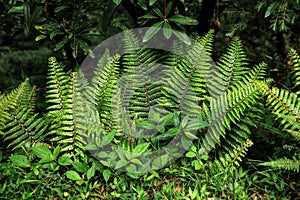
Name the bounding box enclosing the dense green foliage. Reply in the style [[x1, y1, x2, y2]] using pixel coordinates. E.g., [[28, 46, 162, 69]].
[[1, 29, 300, 198], [1, 0, 300, 199]]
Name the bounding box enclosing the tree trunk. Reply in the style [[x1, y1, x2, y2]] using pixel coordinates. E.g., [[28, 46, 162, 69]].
[[197, 0, 218, 35]]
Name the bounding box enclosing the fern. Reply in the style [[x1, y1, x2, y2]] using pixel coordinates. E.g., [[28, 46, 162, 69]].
[[201, 82, 261, 153], [289, 48, 300, 89], [4, 30, 297, 171], [120, 30, 162, 119], [259, 156, 300, 172], [208, 37, 248, 97], [0, 79, 46, 150], [161, 30, 214, 118], [46, 57, 86, 155], [258, 83, 300, 134]]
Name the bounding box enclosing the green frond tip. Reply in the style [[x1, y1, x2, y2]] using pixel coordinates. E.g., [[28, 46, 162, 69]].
[[259, 157, 300, 172], [289, 48, 300, 88], [258, 82, 300, 133], [208, 36, 248, 97], [46, 57, 70, 112]]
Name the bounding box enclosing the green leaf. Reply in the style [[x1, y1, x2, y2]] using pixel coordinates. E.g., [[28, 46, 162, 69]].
[[103, 169, 111, 182], [72, 162, 88, 173], [184, 131, 198, 140], [53, 146, 60, 158], [132, 143, 150, 154], [9, 155, 31, 168], [35, 35, 47, 41], [54, 6, 68, 13], [100, 131, 115, 147], [87, 162, 96, 180], [8, 5, 24, 13], [86, 143, 98, 150], [58, 156, 72, 166], [113, 0, 122, 5], [50, 30, 64, 40], [173, 30, 191, 45], [149, 0, 159, 6], [66, 170, 81, 181], [23, 3, 30, 29], [163, 23, 172, 39], [186, 151, 196, 158], [153, 8, 164, 18], [32, 146, 53, 162], [139, 13, 158, 19], [169, 14, 198, 25], [54, 37, 68, 51], [143, 22, 163, 42], [152, 154, 169, 169], [77, 39, 95, 58], [115, 159, 128, 169], [166, 2, 173, 16], [265, 3, 276, 18]]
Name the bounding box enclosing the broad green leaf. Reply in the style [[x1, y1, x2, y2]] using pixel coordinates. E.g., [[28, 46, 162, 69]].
[[100, 131, 115, 147], [113, 0, 122, 5], [35, 35, 47, 41], [54, 6, 68, 13], [54, 37, 68, 51], [115, 159, 128, 169], [139, 13, 158, 19], [163, 23, 172, 39], [166, 2, 173, 16], [9, 155, 31, 168], [87, 162, 96, 180], [72, 162, 88, 173], [152, 154, 169, 169], [169, 14, 198, 25], [23, 3, 30, 28], [265, 3, 276, 18], [132, 143, 150, 154], [173, 31, 191, 45], [143, 22, 163, 42], [58, 156, 72, 166], [53, 146, 60, 158], [153, 8, 164, 18], [126, 164, 136, 172], [184, 131, 198, 140], [77, 39, 95, 58], [86, 143, 98, 150], [103, 169, 111, 182], [66, 170, 81, 181], [32, 146, 53, 161], [186, 151, 196, 158], [8, 5, 24, 13], [149, 0, 159, 6], [50, 30, 64, 40]]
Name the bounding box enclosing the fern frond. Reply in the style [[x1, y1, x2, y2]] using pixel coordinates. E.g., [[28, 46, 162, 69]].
[[208, 37, 248, 97], [242, 62, 267, 84], [0, 79, 34, 130], [85, 50, 121, 131], [121, 30, 162, 118], [46, 58, 87, 155], [3, 107, 47, 150], [259, 156, 300, 172], [289, 48, 300, 88], [202, 83, 260, 153], [215, 139, 253, 169], [161, 30, 214, 118], [258, 82, 300, 133], [46, 57, 70, 112]]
